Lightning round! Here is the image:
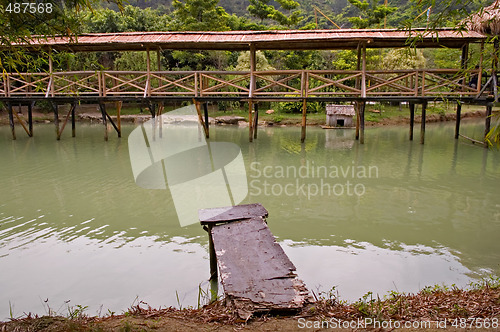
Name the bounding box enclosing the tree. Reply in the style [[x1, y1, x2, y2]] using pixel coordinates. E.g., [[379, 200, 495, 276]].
[[347, 0, 397, 29], [0, 0, 123, 71], [382, 48, 426, 70], [247, 0, 303, 27], [171, 0, 230, 31]]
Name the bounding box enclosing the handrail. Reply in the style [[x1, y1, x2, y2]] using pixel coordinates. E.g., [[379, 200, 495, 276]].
[[0, 69, 486, 98]]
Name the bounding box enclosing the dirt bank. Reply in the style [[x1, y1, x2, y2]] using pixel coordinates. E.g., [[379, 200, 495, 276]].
[[0, 105, 489, 128], [1, 285, 499, 331]]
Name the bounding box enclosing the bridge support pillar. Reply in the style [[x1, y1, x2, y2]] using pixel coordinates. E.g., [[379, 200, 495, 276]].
[[359, 101, 365, 144], [7, 102, 16, 140], [253, 103, 259, 139], [485, 103, 492, 145], [28, 102, 34, 137], [248, 100, 254, 142], [409, 103, 415, 141], [420, 101, 427, 144], [455, 102, 461, 139], [301, 99, 307, 143], [99, 102, 108, 141]]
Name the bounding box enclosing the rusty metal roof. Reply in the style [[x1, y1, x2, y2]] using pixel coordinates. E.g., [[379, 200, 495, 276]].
[[6, 29, 486, 52]]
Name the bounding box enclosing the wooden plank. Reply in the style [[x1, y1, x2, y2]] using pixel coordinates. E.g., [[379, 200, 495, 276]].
[[211, 217, 310, 318], [199, 203, 268, 224]]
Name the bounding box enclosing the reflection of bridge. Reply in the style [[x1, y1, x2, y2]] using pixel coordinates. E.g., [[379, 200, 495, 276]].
[[0, 29, 494, 144]]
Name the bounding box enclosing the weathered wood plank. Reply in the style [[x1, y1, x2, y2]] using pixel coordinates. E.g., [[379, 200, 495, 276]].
[[210, 216, 310, 319], [199, 203, 268, 224]]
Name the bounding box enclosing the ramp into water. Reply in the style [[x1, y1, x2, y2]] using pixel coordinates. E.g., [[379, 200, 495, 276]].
[[199, 203, 311, 319]]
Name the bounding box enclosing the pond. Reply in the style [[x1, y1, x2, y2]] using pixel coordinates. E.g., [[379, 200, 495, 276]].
[[0, 118, 499, 319]]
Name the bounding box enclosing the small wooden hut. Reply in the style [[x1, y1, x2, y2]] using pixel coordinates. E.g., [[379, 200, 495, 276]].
[[326, 104, 355, 127]]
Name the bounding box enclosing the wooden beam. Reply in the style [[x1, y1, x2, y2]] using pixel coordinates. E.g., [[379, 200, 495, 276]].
[[116, 101, 122, 137], [460, 43, 469, 93], [146, 48, 151, 97], [253, 103, 259, 139], [485, 103, 492, 143], [359, 101, 365, 144], [249, 43, 256, 98], [52, 102, 60, 140], [355, 102, 360, 140], [7, 102, 16, 140], [28, 101, 34, 137], [478, 41, 484, 94], [455, 102, 461, 139], [58, 105, 73, 140], [301, 98, 307, 143], [409, 102, 415, 141], [193, 99, 209, 139], [361, 42, 367, 98], [420, 101, 427, 144], [99, 102, 108, 141], [157, 48, 162, 71], [203, 102, 210, 136], [71, 101, 76, 137], [248, 100, 254, 142], [49, 51, 54, 97], [13, 107, 31, 137]]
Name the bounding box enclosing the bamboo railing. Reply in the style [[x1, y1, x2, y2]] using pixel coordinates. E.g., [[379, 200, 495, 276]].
[[0, 69, 486, 99]]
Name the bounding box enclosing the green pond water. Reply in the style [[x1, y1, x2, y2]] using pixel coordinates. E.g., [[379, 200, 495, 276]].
[[0, 118, 499, 319]]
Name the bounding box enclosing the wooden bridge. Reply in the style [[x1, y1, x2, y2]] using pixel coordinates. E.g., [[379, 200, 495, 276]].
[[0, 28, 495, 144]]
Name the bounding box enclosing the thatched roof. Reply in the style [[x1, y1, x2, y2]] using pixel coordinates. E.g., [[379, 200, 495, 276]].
[[466, 1, 500, 35]]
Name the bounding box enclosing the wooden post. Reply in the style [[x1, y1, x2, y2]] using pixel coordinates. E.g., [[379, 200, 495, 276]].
[[249, 43, 256, 99], [478, 41, 484, 94], [420, 101, 427, 144], [356, 43, 361, 95], [146, 48, 151, 97], [301, 99, 307, 143], [99, 102, 108, 141], [28, 101, 34, 137], [409, 102, 415, 141], [461, 43, 469, 92], [203, 102, 210, 137], [359, 101, 365, 144], [248, 100, 254, 142], [193, 99, 209, 139], [7, 102, 16, 140], [208, 225, 217, 281], [361, 42, 367, 98], [493, 39, 499, 101], [253, 103, 259, 139], [116, 101, 122, 138], [355, 102, 360, 140], [53, 102, 60, 140], [455, 102, 462, 139], [485, 103, 492, 143], [58, 105, 73, 140], [157, 48, 162, 71], [71, 101, 76, 137], [49, 50, 54, 97], [248, 43, 256, 142]]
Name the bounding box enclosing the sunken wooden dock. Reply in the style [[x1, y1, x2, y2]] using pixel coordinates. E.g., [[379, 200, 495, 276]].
[[199, 203, 311, 319]]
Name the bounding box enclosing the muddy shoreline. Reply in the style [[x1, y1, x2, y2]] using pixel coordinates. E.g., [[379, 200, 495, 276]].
[[0, 105, 489, 128], [1, 285, 499, 331]]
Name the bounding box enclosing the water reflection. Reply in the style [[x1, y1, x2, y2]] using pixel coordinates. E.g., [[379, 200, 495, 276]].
[[0, 120, 499, 319]]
